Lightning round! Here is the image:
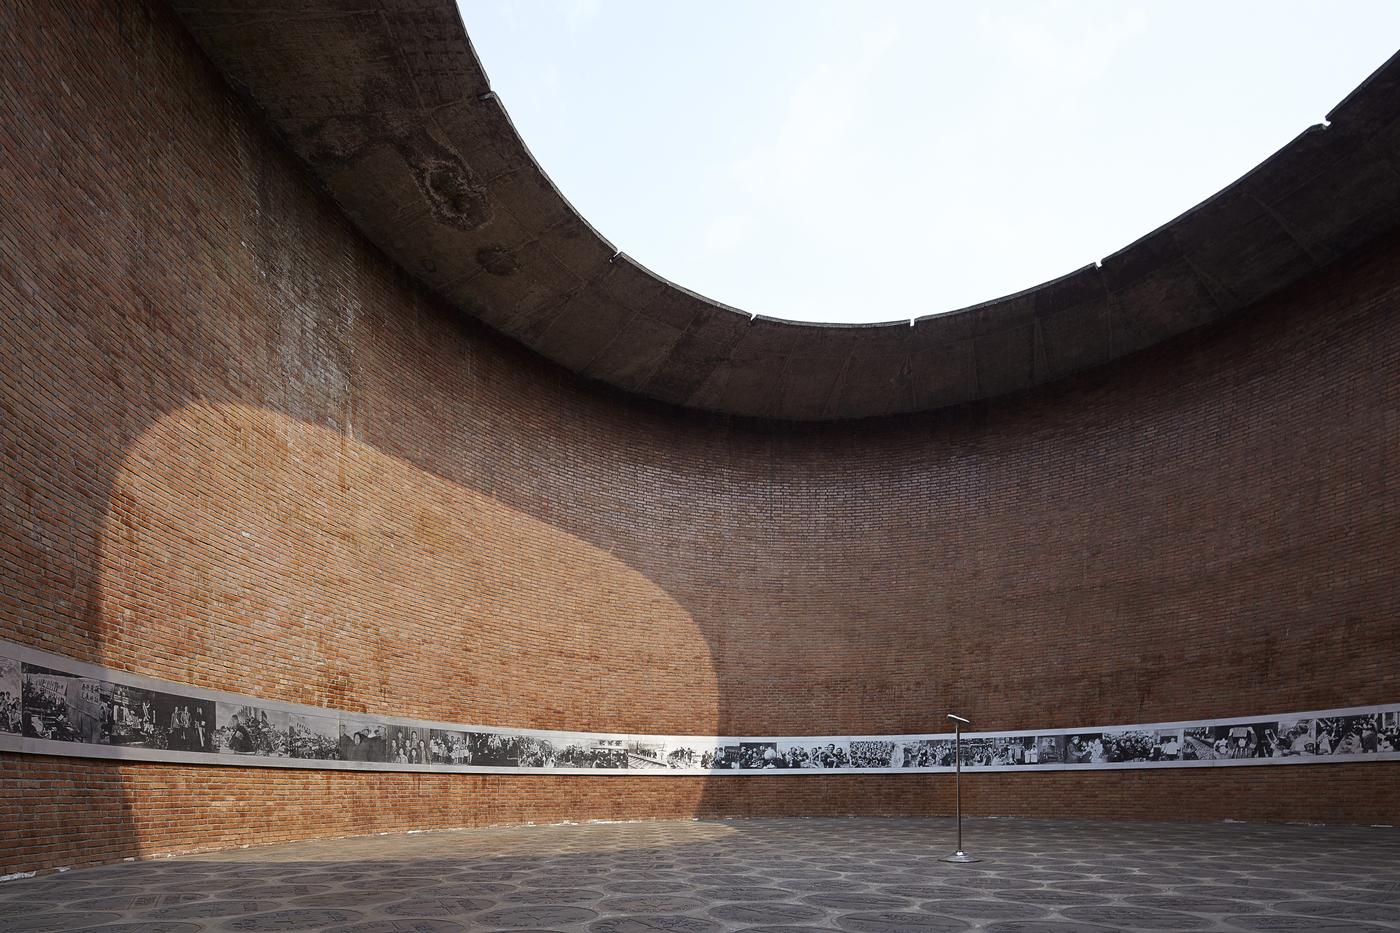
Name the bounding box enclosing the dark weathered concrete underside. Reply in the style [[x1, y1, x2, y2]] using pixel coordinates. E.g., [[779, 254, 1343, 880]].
[[169, 3, 1400, 420]]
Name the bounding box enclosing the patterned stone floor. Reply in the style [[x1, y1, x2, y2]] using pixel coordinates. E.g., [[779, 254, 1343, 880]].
[[1, 817, 1398, 932]]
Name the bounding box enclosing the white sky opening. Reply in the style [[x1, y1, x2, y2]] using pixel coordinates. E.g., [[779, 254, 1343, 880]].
[[460, 1, 1400, 324]]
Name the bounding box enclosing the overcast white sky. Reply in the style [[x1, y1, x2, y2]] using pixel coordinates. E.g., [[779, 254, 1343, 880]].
[[458, 2, 1400, 323]]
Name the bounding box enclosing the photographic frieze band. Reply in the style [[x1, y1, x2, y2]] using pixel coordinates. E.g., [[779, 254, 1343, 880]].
[[1, 639, 1397, 775]]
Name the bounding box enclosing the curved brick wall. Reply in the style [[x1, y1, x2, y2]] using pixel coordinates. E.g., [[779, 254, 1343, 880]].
[[1, 1, 1397, 873]]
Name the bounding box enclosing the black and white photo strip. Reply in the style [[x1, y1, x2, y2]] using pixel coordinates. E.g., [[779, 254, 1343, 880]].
[[1, 639, 1397, 774]]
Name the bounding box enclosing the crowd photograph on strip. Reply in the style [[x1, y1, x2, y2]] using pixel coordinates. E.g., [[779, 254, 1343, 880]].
[[22, 663, 111, 745], [978, 736, 1036, 766], [385, 725, 431, 764], [555, 735, 626, 768], [467, 731, 550, 767], [216, 703, 290, 756], [451, 731, 633, 769], [511, 732, 558, 768], [1267, 718, 1317, 757], [899, 738, 954, 768], [109, 685, 215, 752], [1382, 712, 1400, 750], [660, 738, 707, 769], [339, 718, 388, 762], [426, 730, 628, 769], [849, 740, 897, 768], [287, 712, 340, 759], [1314, 714, 1400, 755], [430, 728, 472, 765], [1034, 735, 1066, 763], [707, 743, 743, 769], [1079, 729, 1184, 763], [707, 740, 853, 770], [0, 656, 21, 734], [950, 736, 1000, 766], [737, 741, 779, 768], [1181, 722, 1275, 759], [959, 735, 1044, 767], [777, 739, 851, 768], [658, 736, 755, 770], [627, 738, 668, 769]]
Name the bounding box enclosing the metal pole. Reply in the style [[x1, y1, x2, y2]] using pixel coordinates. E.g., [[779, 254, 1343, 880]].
[[955, 724, 962, 851], [942, 713, 979, 863]]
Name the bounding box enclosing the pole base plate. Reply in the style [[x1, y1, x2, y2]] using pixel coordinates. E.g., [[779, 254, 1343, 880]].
[[940, 851, 981, 863]]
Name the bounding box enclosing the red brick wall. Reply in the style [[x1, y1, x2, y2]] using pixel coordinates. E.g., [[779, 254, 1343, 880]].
[[1, 0, 1397, 873], [4, 756, 1390, 875]]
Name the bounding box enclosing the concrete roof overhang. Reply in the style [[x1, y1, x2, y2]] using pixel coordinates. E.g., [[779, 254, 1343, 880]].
[[169, 3, 1400, 420]]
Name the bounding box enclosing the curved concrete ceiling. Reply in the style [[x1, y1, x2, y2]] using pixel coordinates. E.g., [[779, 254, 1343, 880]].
[[170, 2, 1400, 420]]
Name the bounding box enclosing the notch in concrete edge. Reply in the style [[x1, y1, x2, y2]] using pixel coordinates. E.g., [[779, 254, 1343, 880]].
[[1097, 124, 1330, 276], [453, 3, 496, 95], [749, 313, 912, 330], [912, 263, 1102, 329], [1325, 47, 1400, 125], [613, 252, 757, 321], [923, 62, 1371, 321], [469, 77, 619, 259]]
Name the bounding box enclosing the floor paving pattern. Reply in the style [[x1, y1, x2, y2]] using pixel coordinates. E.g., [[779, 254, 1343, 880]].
[[2, 817, 1398, 932]]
